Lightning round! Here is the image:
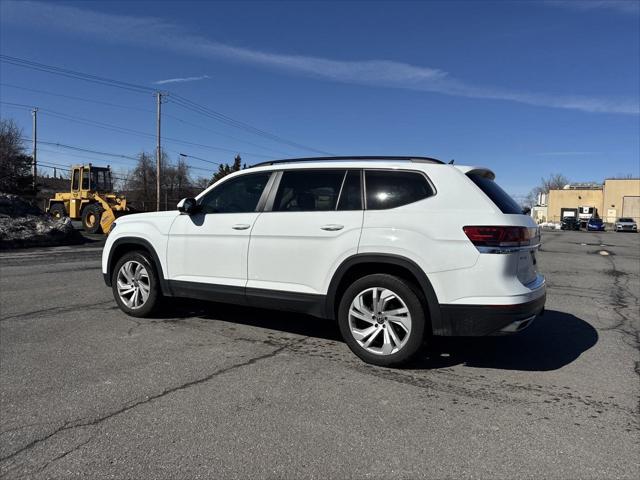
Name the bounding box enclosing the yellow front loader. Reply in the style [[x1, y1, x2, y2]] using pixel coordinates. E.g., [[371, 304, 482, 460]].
[[46, 164, 129, 234]]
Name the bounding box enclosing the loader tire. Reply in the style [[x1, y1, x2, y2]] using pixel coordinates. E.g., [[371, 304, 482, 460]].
[[82, 204, 103, 234], [49, 203, 67, 219]]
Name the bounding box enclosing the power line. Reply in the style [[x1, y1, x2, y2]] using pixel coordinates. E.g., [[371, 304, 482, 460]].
[[0, 55, 332, 156], [169, 94, 334, 156], [164, 112, 294, 157], [0, 100, 36, 110], [1, 82, 289, 156], [0, 55, 155, 94], [0, 82, 154, 113], [33, 139, 215, 175], [178, 152, 222, 166], [2, 102, 275, 159]]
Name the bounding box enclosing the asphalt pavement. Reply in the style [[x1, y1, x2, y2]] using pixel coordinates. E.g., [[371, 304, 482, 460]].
[[0, 230, 638, 479]]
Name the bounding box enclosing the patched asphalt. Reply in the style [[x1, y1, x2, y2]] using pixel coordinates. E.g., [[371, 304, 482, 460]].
[[0, 231, 638, 479]]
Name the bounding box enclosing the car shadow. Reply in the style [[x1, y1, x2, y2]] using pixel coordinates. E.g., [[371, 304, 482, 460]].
[[154, 302, 597, 372], [417, 310, 598, 371]]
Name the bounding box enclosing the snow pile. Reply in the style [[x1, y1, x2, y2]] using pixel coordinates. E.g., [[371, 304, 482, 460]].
[[0, 193, 80, 249]]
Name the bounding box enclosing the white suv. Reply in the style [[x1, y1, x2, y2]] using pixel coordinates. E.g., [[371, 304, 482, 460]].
[[103, 157, 545, 366]]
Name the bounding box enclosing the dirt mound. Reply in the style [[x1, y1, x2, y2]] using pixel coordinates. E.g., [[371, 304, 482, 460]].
[[0, 193, 82, 249]]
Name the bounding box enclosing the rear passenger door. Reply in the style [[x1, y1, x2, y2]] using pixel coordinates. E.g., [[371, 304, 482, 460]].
[[247, 169, 364, 295]]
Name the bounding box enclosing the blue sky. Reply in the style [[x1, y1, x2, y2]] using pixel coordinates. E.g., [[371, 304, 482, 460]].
[[0, 0, 638, 197]]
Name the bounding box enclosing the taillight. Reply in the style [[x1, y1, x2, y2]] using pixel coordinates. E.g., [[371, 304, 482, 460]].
[[463, 226, 538, 251]]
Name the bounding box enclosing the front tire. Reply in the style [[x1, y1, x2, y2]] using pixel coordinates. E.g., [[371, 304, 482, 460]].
[[49, 203, 67, 219], [112, 251, 161, 317], [82, 204, 103, 234], [338, 274, 426, 367]]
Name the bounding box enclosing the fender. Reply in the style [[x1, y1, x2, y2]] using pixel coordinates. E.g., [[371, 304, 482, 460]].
[[104, 236, 173, 296], [326, 253, 445, 334]]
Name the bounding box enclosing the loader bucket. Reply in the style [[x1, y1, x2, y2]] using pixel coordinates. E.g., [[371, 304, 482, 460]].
[[100, 208, 116, 234]]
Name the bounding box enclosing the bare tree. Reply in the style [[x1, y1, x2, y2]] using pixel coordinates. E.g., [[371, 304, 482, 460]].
[[0, 118, 33, 194], [540, 173, 570, 192], [524, 173, 570, 208], [123, 152, 198, 210]]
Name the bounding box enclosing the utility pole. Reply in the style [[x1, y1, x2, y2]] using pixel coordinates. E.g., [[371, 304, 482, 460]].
[[156, 92, 163, 211], [31, 108, 38, 191]]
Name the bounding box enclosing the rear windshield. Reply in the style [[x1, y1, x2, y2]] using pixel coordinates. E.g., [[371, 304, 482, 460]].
[[467, 173, 522, 214]]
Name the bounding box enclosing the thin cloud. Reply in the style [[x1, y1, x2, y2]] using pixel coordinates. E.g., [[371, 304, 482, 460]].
[[153, 75, 210, 85], [2, 1, 638, 115], [545, 0, 640, 15], [536, 151, 602, 156]]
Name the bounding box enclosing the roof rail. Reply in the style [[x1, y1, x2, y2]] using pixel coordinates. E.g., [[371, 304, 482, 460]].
[[249, 156, 445, 168]]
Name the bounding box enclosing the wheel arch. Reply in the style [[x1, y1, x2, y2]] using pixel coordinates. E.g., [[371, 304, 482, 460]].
[[326, 254, 444, 334], [105, 237, 171, 296]]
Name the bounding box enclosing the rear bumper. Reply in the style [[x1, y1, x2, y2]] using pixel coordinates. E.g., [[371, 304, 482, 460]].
[[438, 293, 546, 336]]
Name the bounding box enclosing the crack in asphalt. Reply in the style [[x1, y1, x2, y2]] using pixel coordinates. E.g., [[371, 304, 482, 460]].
[[0, 301, 114, 323], [23, 435, 95, 480], [0, 339, 301, 469]]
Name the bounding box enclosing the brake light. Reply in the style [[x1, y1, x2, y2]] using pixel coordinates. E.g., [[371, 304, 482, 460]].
[[463, 226, 536, 249]]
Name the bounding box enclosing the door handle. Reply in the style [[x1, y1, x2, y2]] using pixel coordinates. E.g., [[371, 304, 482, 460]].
[[232, 224, 251, 230], [320, 224, 344, 231]]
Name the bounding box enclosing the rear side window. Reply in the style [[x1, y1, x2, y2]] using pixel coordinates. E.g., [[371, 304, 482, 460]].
[[273, 170, 345, 212], [365, 170, 434, 210], [467, 173, 522, 214]]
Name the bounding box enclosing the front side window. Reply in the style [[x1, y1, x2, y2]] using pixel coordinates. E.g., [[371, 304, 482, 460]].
[[337, 170, 363, 211], [199, 172, 271, 214], [365, 170, 434, 210], [273, 170, 345, 212]]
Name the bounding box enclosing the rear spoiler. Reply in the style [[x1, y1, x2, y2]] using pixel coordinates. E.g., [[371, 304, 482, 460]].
[[454, 166, 496, 180]]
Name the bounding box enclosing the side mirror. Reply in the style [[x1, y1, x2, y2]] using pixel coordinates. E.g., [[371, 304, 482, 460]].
[[177, 197, 198, 214]]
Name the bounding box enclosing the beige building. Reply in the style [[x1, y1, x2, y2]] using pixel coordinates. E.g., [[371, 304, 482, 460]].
[[546, 178, 640, 224]]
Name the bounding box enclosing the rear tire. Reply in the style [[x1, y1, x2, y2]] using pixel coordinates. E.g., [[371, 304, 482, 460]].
[[338, 274, 426, 367], [111, 251, 161, 317], [82, 204, 103, 234], [49, 203, 67, 219]]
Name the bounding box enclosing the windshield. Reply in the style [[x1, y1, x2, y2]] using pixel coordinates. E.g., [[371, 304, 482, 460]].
[[590, 219, 603, 224], [618, 218, 634, 222]]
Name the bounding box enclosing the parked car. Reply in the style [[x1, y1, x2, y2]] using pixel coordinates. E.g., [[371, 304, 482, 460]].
[[561, 217, 580, 230], [102, 156, 546, 367], [586, 218, 605, 231], [615, 217, 638, 232]]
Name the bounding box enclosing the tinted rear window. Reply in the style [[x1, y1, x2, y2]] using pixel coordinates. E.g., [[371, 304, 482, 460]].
[[467, 173, 522, 214]]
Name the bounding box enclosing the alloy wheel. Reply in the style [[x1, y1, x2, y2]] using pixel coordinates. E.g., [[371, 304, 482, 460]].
[[116, 260, 150, 309], [348, 287, 412, 355]]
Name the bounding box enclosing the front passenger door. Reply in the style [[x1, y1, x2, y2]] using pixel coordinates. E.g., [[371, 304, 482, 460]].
[[167, 172, 272, 289]]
